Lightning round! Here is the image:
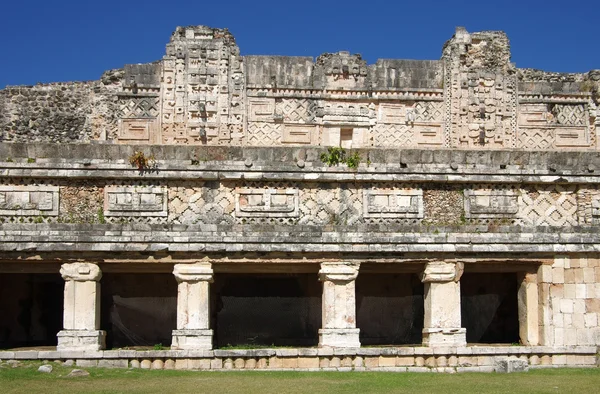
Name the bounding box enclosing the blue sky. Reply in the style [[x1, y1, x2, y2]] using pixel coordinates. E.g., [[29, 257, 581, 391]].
[[1, 0, 597, 88]]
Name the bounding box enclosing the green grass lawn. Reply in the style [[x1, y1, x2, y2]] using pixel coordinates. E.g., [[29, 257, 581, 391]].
[[0, 361, 598, 393]]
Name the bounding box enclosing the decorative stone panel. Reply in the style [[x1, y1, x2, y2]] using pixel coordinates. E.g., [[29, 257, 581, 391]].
[[363, 189, 423, 219], [235, 188, 299, 218], [104, 186, 167, 217], [0, 185, 59, 216], [248, 98, 275, 122], [519, 185, 578, 226], [464, 188, 518, 219]]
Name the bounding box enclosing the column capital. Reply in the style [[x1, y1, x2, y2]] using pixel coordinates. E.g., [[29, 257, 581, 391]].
[[319, 262, 360, 282], [173, 263, 214, 283], [60, 262, 102, 282], [420, 261, 463, 283]]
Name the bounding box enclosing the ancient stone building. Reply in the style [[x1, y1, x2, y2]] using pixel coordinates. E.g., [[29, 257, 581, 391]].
[[0, 26, 599, 371]]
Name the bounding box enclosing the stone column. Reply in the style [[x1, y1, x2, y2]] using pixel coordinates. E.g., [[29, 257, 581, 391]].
[[518, 272, 539, 345], [421, 261, 466, 347], [171, 263, 214, 349], [318, 262, 360, 348], [57, 262, 106, 351]]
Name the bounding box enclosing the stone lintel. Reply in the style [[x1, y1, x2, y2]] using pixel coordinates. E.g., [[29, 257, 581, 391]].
[[319, 262, 360, 282], [421, 261, 464, 283], [173, 263, 214, 283], [60, 262, 102, 282]]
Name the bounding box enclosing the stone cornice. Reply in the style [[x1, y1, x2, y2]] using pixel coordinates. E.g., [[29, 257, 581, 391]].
[[1, 224, 600, 254]]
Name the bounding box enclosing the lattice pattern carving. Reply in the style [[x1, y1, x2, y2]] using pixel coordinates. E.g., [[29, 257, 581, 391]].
[[553, 104, 586, 126], [246, 122, 282, 146], [519, 185, 578, 226], [168, 181, 235, 225], [276, 99, 317, 123], [118, 97, 160, 119], [518, 128, 554, 150], [372, 124, 413, 147], [413, 102, 444, 122], [298, 183, 362, 225]]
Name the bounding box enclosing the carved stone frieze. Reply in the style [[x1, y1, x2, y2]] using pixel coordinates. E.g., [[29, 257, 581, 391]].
[[464, 189, 518, 219], [0, 185, 59, 216], [104, 186, 167, 217], [363, 189, 423, 219], [235, 188, 299, 218]]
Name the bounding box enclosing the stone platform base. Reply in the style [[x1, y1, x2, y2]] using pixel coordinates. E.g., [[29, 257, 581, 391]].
[[171, 329, 213, 349], [57, 330, 106, 351], [0, 346, 596, 372], [422, 328, 467, 347], [318, 328, 360, 348]]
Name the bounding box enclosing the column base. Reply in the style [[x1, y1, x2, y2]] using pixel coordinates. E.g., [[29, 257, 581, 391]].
[[171, 329, 213, 350], [422, 328, 466, 347], [319, 328, 360, 348], [57, 330, 106, 351]]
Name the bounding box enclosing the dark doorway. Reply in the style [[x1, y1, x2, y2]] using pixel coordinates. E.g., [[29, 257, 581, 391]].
[[356, 273, 424, 345], [0, 274, 63, 348], [212, 274, 321, 348], [461, 273, 519, 344], [101, 273, 177, 349]]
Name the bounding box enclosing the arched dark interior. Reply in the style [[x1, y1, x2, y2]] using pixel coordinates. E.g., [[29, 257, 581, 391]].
[[461, 272, 519, 344], [212, 274, 321, 348], [356, 273, 424, 345], [101, 273, 177, 349], [0, 273, 63, 348]]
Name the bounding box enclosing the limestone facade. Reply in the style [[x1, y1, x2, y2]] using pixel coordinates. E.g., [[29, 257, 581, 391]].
[[1, 26, 598, 151], [0, 26, 599, 371]]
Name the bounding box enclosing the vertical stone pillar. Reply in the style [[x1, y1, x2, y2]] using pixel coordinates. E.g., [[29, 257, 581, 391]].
[[171, 263, 214, 349], [57, 262, 106, 351], [421, 261, 466, 347], [318, 262, 360, 348], [518, 272, 540, 345]]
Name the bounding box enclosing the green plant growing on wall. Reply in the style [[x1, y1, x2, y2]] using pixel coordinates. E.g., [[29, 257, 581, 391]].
[[345, 151, 361, 169], [97, 207, 106, 224], [128, 151, 156, 170], [320, 147, 345, 166], [320, 147, 361, 169], [27, 158, 36, 164]]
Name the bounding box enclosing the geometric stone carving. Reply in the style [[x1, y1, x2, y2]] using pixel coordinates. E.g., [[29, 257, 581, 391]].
[[519, 185, 578, 226], [372, 124, 413, 147], [464, 189, 518, 219], [246, 122, 282, 146], [363, 189, 423, 219], [104, 186, 168, 217], [117, 118, 159, 144], [0, 185, 59, 216], [378, 103, 404, 124], [282, 124, 316, 144], [248, 98, 274, 122], [276, 99, 316, 123], [235, 188, 299, 218]]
